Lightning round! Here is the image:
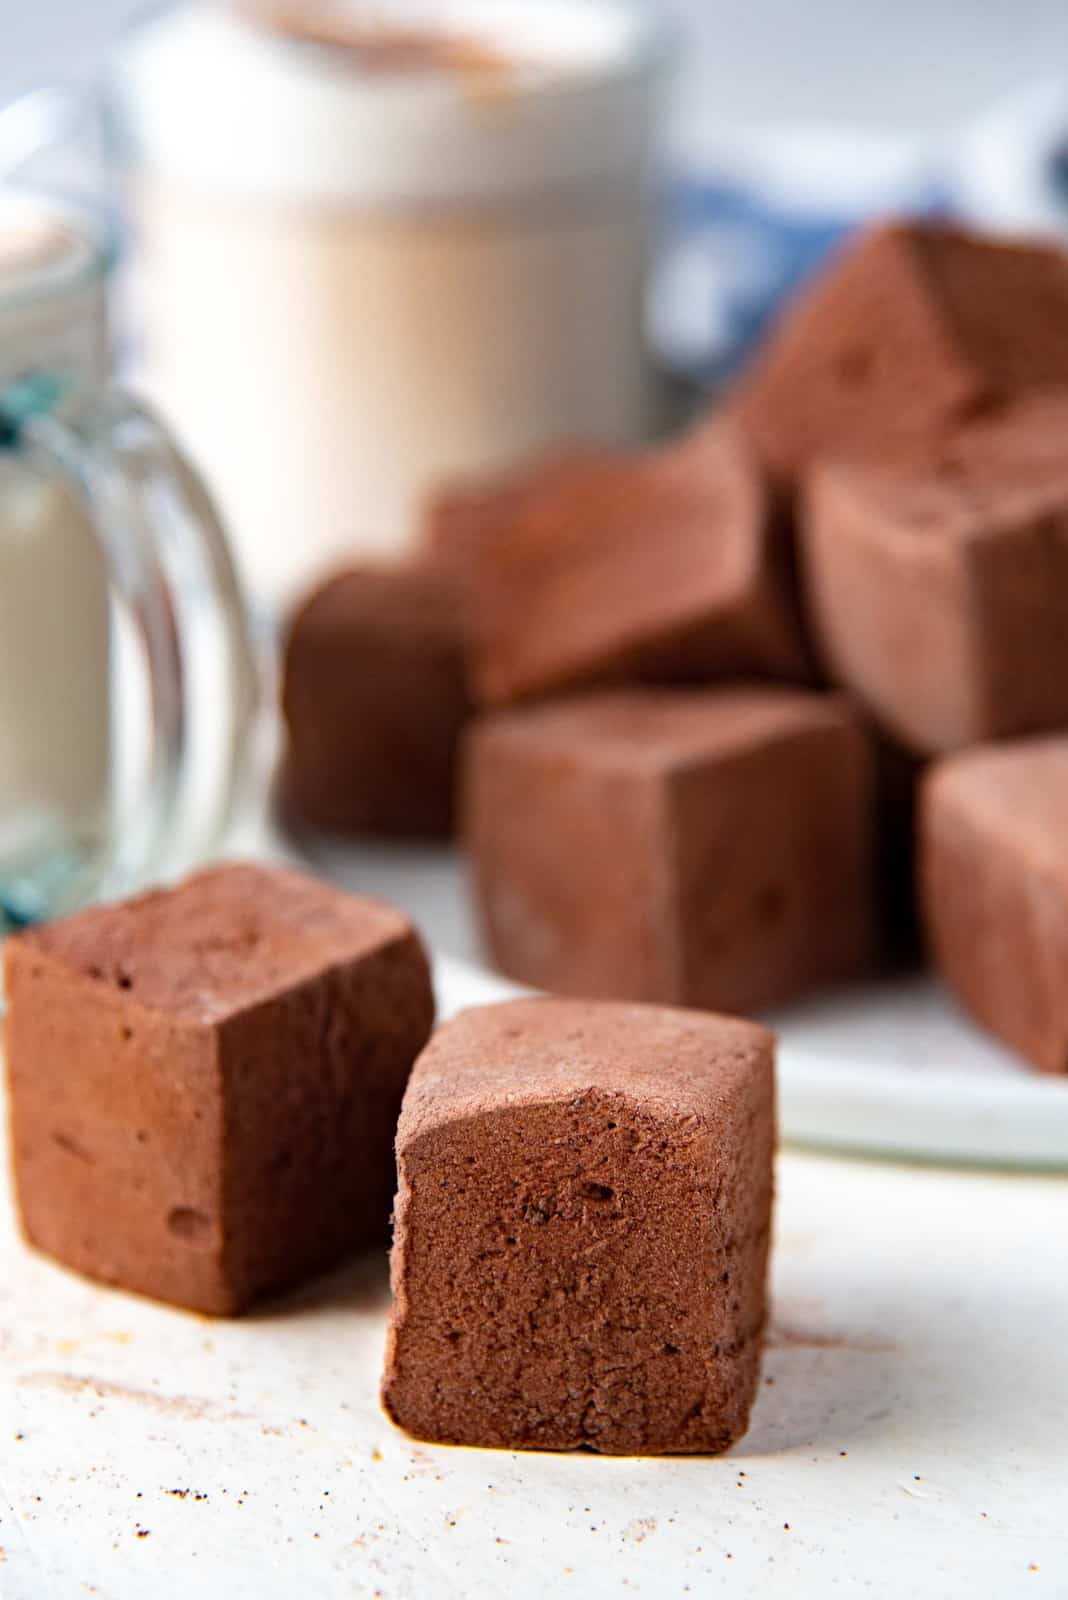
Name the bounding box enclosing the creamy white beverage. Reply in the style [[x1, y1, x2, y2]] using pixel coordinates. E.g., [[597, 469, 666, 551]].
[[0, 199, 111, 903], [0, 467, 110, 869], [108, 0, 668, 605]]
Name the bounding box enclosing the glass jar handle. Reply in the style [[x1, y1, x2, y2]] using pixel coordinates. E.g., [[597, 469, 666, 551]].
[[0, 84, 92, 181], [19, 386, 260, 900]]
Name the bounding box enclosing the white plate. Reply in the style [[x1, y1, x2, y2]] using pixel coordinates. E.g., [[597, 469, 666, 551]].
[[290, 834, 1068, 1171]]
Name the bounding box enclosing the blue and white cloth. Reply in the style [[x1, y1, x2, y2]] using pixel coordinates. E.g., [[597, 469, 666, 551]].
[[651, 84, 1068, 389]]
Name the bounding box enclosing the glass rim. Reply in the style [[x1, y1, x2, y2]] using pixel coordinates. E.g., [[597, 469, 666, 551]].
[[108, 0, 677, 200], [128, 0, 678, 82], [0, 186, 118, 319]]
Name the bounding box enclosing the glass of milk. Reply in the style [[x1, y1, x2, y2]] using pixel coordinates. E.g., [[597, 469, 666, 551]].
[[0, 187, 257, 936], [99, 0, 672, 606]]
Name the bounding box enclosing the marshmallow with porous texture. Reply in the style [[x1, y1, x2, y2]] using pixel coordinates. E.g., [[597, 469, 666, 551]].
[[464, 420, 809, 706], [732, 221, 1068, 484], [464, 685, 877, 1014], [382, 996, 775, 1454], [920, 736, 1068, 1075], [4, 863, 434, 1313], [802, 394, 1068, 755], [281, 563, 471, 839]]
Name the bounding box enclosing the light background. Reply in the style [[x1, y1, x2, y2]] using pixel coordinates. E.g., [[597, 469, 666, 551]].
[[5, 0, 1068, 152]]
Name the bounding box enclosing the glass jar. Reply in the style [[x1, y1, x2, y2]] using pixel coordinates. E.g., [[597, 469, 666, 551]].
[[0, 187, 257, 935], [102, 0, 671, 605]]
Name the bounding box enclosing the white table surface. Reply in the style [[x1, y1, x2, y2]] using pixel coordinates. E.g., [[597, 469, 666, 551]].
[[2, 937, 1068, 1599]]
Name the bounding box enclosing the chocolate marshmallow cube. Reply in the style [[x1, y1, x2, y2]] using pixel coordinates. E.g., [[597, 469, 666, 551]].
[[424, 447, 609, 572], [382, 997, 775, 1454], [464, 686, 876, 1014], [921, 737, 1068, 1074], [4, 863, 434, 1313], [802, 395, 1068, 754], [733, 221, 1068, 483], [281, 562, 470, 838], [465, 419, 809, 706]]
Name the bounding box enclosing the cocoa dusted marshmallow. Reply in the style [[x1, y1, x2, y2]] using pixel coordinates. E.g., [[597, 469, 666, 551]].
[[463, 420, 809, 706], [281, 563, 470, 838], [382, 997, 775, 1454], [423, 447, 609, 572], [732, 221, 1068, 484], [4, 863, 434, 1313], [802, 395, 1068, 755], [920, 736, 1068, 1074], [463, 686, 877, 1014]]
